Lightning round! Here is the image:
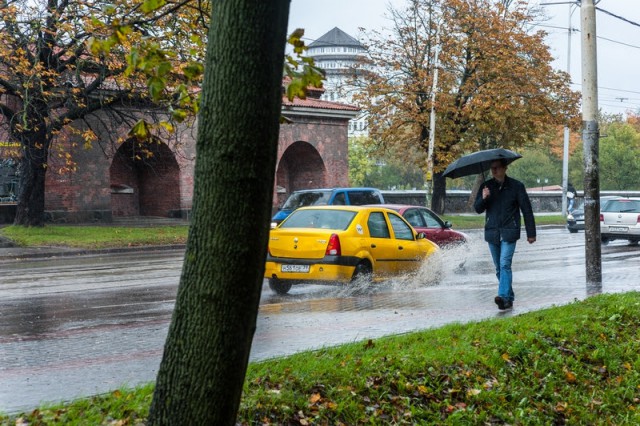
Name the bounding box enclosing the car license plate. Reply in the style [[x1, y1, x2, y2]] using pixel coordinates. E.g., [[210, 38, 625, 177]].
[[281, 264, 310, 273], [609, 226, 628, 233]]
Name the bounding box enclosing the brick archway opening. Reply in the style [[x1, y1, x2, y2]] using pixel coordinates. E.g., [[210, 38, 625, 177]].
[[275, 141, 327, 206], [109, 139, 181, 217]]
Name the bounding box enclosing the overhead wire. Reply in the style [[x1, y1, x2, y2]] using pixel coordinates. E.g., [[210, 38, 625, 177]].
[[534, 5, 640, 113], [297, 6, 640, 113]]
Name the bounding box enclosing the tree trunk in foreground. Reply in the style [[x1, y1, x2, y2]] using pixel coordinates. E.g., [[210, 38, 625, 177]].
[[147, 1, 290, 424]]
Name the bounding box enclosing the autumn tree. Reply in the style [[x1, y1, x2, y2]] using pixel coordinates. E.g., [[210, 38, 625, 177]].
[[0, 0, 206, 226], [354, 0, 580, 213]]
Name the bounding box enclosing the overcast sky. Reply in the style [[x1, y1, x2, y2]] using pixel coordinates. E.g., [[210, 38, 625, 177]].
[[288, 0, 640, 116]]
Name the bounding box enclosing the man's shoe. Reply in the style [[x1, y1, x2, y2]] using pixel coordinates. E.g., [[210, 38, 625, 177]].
[[502, 300, 513, 310], [494, 296, 505, 310]]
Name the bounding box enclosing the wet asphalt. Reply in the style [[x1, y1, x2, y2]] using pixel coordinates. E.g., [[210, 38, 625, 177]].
[[1, 226, 639, 415]]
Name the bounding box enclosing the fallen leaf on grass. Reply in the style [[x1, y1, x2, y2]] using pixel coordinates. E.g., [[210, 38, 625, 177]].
[[564, 371, 577, 383], [309, 393, 322, 404]]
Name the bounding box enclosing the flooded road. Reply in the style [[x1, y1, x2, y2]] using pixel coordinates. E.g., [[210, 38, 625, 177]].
[[1, 228, 639, 414]]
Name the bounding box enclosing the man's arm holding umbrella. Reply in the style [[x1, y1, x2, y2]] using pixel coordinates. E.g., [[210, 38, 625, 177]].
[[474, 182, 489, 214]]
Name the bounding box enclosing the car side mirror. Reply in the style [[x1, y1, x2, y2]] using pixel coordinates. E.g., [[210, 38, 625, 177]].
[[444, 221, 452, 229], [416, 232, 427, 240]]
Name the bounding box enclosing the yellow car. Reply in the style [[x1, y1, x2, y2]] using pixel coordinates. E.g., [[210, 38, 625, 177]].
[[264, 205, 439, 294]]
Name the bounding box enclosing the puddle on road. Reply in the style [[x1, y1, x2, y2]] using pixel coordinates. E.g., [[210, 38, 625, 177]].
[[260, 236, 492, 309]]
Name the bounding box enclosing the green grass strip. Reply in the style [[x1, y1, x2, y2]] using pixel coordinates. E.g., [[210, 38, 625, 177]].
[[2, 292, 639, 424], [0, 225, 188, 248]]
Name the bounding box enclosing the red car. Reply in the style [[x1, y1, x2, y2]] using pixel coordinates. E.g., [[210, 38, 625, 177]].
[[369, 204, 469, 248]]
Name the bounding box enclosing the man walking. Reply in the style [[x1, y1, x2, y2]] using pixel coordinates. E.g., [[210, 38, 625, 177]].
[[474, 159, 536, 310]]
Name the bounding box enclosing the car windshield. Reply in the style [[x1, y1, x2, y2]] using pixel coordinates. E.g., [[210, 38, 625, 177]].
[[280, 209, 356, 230], [602, 199, 640, 213], [281, 191, 332, 210]]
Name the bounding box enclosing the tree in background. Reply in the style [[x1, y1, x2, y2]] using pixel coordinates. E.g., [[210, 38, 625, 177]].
[[507, 146, 562, 189], [568, 114, 640, 191], [349, 136, 425, 189], [0, 0, 206, 226], [354, 0, 580, 213]]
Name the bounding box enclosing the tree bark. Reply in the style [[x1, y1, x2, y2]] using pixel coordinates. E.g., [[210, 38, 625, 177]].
[[147, 0, 290, 425], [431, 172, 446, 214], [13, 131, 49, 227]]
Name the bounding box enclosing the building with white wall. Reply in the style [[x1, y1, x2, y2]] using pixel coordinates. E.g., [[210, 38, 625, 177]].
[[307, 27, 369, 137]]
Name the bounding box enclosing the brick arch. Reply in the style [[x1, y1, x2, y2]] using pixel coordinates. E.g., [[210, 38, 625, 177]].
[[109, 139, 180, 217], [275, 141, 327, 206]]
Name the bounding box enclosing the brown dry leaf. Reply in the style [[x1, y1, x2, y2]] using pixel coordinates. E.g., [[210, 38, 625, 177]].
[[555, 402, 568, 412], [309, 393, 322, 404], [564, 371, 577, 383], [326, 401, 338, 410]]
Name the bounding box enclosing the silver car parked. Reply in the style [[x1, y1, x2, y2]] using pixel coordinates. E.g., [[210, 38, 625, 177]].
[[600, 197, 640, 245]]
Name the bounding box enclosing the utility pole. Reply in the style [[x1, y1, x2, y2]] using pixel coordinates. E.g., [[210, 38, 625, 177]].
[[425, 34, 439, 209], [581, 0, 602, 288], [562, 4, 577, 217]]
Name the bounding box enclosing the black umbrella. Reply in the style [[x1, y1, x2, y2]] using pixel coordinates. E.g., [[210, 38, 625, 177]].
[[442, 148, 522, 179]]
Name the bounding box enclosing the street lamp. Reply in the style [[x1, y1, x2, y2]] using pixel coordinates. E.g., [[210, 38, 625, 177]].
[[537, 178, 549, 191]]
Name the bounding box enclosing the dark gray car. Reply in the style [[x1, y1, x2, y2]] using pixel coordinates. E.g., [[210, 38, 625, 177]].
[[566, 196, 617, 233]]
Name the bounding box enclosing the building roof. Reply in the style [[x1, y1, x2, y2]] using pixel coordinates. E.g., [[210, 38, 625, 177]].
[[309, 27, 363, 48], [282, 95, 359, 112]]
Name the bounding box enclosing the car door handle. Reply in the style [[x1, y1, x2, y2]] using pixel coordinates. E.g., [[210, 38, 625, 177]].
[[370, 244, 377, 248], [398, 246, 404, 250]]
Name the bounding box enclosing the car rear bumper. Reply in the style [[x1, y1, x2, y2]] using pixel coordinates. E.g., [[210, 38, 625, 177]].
[[601, 227, 640, 241], [566, 220, 584, 232], [265, 255, 360, 282]]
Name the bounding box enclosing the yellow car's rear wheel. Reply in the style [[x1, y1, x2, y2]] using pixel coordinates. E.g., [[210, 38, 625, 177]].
[[351, 261, 372, 283], [268, 278, 292, 294]]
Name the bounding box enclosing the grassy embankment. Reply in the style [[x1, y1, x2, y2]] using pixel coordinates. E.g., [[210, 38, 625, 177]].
[[0, 214, 564, 248], [1, 292, 639, 424]]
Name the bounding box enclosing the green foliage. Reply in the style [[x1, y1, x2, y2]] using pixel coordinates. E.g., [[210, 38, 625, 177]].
[[508, 146, 563, 189], [348, 137, 426, 189], [599, 122, 640, 190], [5, 293, 640, 424], [284, 29, 325, 101], [347, 137, 375, 186], [568, 119, 640, 191]]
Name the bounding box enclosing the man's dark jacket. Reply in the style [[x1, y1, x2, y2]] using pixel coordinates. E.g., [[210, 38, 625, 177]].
[[474, 175, 536, 244]]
